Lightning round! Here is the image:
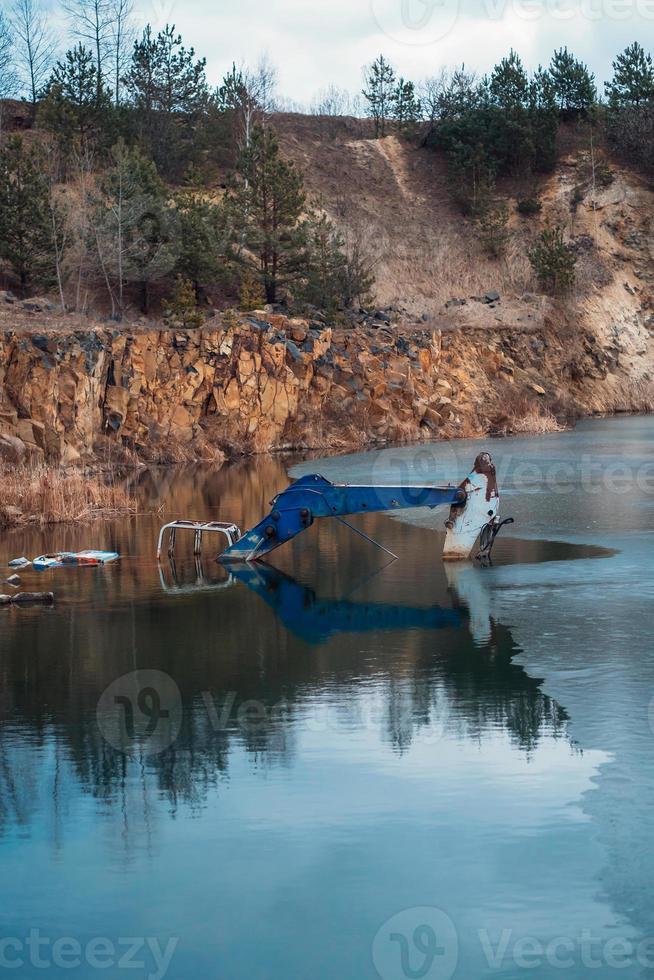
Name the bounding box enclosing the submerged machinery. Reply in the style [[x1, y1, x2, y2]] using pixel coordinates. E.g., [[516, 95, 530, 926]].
[[157, 452, 511, 565]]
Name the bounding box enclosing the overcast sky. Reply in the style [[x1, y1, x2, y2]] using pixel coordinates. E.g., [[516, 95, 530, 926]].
[[47, 0, 654, 104]]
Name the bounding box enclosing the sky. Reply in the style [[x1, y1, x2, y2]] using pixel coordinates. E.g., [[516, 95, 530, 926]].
[[46, 0, 654, 105]]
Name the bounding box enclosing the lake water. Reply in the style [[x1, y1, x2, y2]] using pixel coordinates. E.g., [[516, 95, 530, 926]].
[[0, 416, 653, 980]]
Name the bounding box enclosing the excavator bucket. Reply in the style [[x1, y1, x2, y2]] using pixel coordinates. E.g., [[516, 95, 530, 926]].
[[443, 453, 500, 560]]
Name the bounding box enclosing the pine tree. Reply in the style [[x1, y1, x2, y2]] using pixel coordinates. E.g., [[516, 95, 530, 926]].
[[0, 136, 61, 296], [173, 190, 226, 304], [62, 0, 112, 98], [217, 62, 259, 148], [477, 203, 510, 257], [40, 44, 112, 148], [436, 66, 480, 119], [123, 24, 209, 176], [487, 51, 532, 177], [230, 125, 307, 304], [92, 140, 176, 316], [435, 57, 558, 213], [549, 48, 596, 116], [605, 42, 654, 107], [393, 78, 421, 133], [362, 55, 396, 137], [489, 50, 529, 109], [341, 243, 374, 309], [529, 68, 559, 174], [528, 225, 576, 293], [302, 214, 375, 311], [302, 214, 348, 310], [162, 275, 204, 328]]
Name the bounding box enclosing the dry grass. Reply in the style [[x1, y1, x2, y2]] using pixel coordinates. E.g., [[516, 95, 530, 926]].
[[509, 406, 566, 434], [491, 387, 567, 436], [279, 130, 536, 315], [0, 462, 137, 528]]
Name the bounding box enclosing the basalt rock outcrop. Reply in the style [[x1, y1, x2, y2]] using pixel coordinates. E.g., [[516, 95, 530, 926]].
[[0, 302, 651, 466]]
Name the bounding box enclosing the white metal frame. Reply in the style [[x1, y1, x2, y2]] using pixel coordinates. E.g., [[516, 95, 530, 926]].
[[156, 520, 242, 560]]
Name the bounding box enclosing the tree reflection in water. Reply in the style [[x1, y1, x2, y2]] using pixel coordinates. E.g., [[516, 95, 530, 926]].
[[0, 453, 576, 851]]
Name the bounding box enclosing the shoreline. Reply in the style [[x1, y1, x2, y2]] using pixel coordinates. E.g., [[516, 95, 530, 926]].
[[1, 410, 649, 532]]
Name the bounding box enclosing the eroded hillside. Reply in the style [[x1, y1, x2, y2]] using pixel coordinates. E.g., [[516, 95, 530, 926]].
[[277, 113, 654, 399], [0, 116, 652, 466]]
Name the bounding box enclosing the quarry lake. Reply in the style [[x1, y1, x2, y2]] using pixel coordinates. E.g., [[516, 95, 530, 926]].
[[1, 415, 653, 980]]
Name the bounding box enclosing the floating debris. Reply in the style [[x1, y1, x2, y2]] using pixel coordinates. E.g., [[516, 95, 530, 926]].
[[8, 557, 31, 568], [32, 551, 120, 570]]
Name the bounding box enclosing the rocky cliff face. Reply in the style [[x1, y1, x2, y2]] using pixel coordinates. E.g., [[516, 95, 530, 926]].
[[0, 300, 650, 467]]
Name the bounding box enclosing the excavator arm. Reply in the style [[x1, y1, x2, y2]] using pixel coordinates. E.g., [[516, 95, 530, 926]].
[[219, 452, 501, 562]]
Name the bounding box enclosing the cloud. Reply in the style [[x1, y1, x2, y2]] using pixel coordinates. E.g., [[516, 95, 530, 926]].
[[128, 0, 654, 102]]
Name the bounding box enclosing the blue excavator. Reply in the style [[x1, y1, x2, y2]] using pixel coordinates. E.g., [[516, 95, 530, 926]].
[[157, 452, 512, 565]]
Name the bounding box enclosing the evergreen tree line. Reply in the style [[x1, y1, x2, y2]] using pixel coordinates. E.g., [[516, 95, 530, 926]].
[[0, 13, 374, 311], [1, 8, 654, 307], [362, 42, 654, 206], [0, 127, 374, 312]]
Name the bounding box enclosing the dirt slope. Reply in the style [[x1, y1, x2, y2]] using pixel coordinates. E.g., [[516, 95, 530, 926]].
[[275, 114, 654, 403]]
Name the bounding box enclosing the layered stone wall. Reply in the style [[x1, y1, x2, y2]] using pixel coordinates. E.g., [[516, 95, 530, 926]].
[[0, 309, 650, 467]]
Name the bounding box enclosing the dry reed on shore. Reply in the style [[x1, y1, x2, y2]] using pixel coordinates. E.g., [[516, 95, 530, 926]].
[[0, 462, 137, 528], [506, 406, 565, 434]]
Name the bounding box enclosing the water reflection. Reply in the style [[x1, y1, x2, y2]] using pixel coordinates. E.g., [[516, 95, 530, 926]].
[[5, 436, 640, 978], [0, 547, 573, 851]]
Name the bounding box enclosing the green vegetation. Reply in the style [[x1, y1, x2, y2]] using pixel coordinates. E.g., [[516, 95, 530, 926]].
[[0, 136, 62, 296], [1, 21, 654, 310], [517, 197, 542, 217], [93, 140, 176, 316], [427, 52, 559, 215], [604, 43, 654, 174], [549, 47, 596, 116], [162, 275, 205, 328], [123, 25, 209, 178], [477, 204, 510, 258], [362, 55, 421, 137], [528, 225, 577, 293], [230, 124, 307, 305], [40, 44, 112, 149], [605, 42, 654, 108]]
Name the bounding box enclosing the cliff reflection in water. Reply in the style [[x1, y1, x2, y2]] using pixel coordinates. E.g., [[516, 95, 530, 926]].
[[0, 454, 570, 849]]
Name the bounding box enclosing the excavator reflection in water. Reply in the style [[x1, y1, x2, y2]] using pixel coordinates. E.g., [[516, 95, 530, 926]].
[[158, 556, 494, 647]]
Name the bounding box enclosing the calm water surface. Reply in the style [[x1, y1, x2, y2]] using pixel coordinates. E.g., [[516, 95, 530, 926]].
[[0, 416, 653, 979]]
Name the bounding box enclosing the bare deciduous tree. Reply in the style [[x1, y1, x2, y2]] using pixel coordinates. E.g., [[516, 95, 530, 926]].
[[0, 12, 18, 137], [310, 85, 352, 117], [253, 53, 278, 119], [68, 144, 96, 313], [43, 143, 69, 309], [217, 54, 278, 152], [61, 0, 112, 96], [419, 69, 449, 127], [107, 0, 134, 104], [10, 0, 55, 109], [275, 95, 306, 113], [0, 11, 17, 99]]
